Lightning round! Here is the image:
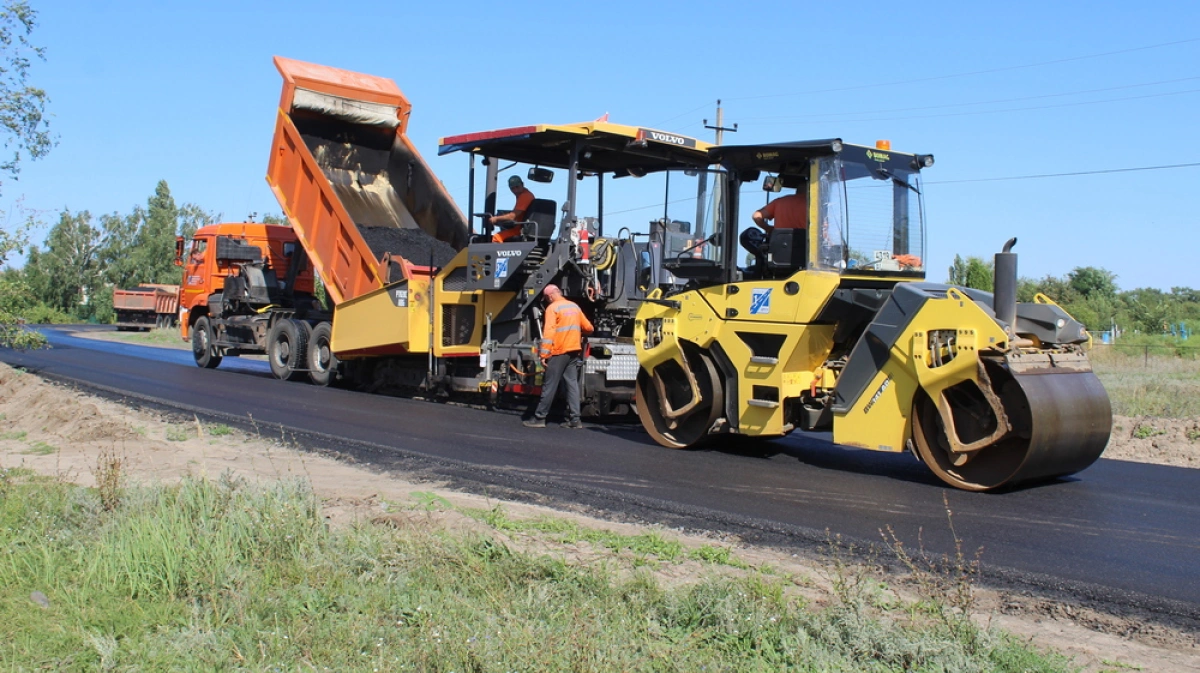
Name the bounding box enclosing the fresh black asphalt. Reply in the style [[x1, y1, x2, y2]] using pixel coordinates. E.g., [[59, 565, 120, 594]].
[[3, 326, 1197, 628]]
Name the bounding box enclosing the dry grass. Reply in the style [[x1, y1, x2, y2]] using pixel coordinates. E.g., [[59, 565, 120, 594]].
[[1089, 347, 1200, 418]]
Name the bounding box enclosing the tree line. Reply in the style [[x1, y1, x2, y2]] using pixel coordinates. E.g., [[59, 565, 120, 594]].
[[948, 255, 1198, 335], [8, 180, 218, 324]]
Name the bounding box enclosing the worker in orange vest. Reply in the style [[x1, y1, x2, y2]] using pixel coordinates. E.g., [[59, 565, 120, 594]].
[[489, 175, 536, 243], [524, 284, 594, 428]]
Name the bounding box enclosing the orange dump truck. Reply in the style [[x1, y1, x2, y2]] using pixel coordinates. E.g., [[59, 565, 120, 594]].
[[178, 56, 468, 385], [113, 284, 180, 331]]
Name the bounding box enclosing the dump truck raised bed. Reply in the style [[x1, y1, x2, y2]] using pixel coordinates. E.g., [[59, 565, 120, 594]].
[[178, 56, 469, 383], [113, 284, 180, 331]]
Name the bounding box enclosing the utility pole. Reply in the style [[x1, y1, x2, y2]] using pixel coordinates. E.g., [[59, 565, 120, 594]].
[[704, 99, 738, 146], [694, 100, 737, 241]]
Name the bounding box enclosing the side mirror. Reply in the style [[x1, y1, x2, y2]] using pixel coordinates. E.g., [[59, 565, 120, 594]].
[[527, 167, 554, 183], [762, 176, 783, 193], [174, 236, 185, 267]]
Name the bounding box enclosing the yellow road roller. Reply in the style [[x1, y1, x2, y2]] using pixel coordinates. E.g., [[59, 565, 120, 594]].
[[633, 139, 1111, 491]]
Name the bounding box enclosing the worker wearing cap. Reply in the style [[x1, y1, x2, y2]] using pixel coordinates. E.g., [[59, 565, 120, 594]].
[[489, 175, 536, 243], [752, 188, 807, 234], [524, 284, 594, 429]]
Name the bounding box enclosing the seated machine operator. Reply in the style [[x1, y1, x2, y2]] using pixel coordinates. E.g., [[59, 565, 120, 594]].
[[752, 187, 807, 234], [741, 185, 807, 278], [488, 175, 536, 243]]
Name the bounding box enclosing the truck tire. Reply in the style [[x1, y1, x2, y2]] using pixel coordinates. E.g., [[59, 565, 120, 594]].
[[307, 322, 338, 387], [268, 319, 309, 381], [192, 316, 222, 369]]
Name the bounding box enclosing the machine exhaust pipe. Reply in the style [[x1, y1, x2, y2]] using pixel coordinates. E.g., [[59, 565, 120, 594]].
[[994, 237, 1017, 331]]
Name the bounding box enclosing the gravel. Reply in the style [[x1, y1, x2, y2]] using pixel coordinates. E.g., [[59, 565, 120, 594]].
[[358, 226, 459, 269]]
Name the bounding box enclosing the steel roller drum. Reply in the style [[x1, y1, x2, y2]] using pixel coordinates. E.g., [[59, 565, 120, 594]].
[[914, 368, 1112, 491]]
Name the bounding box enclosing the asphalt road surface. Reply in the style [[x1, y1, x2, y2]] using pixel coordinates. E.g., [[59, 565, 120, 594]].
[[4, 326, 1198, 624]]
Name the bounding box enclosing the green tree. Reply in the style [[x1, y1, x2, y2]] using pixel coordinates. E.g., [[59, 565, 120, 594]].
[[178, 203, 218, 241], [947, 254, 993, 291], [0, 1, 53, 193], [21, 209, 103, 313], [1067, 266, 1117, 300], [97, 209, 140, 290], [1016, 277, 1040, 302], [1033, 274, 1078, 304], [0, 0, 52, 347], [130, 180, 180, 284], [0, 209, 46, 347], [261, 213, 288, 225]]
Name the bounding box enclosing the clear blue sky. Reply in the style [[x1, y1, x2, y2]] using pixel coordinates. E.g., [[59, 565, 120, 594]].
[[4, 0, 1198, 291]]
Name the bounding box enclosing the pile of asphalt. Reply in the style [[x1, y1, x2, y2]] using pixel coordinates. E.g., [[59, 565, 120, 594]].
[[358, 226, 458, 269]]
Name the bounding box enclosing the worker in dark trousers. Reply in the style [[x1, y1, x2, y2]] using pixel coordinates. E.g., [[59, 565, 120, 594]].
[[524, 284, 593, 429]]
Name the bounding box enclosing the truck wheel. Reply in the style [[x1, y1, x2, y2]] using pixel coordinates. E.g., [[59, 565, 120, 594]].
[[268, 319, 309, 381], [192, 316, 222, 369], [307, 322, 338, 387]]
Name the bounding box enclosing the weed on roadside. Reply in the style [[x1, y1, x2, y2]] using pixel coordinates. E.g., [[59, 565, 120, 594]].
[[1131, 423, 1166, 440], [1, 430, 28, 441], [93, 447, 125, 512], [411, 491, 452, 511], [165, 425, 189, 442], [207, 424, 233, 437], [881, 493, 984, 649], [20, 441, 56, 456]]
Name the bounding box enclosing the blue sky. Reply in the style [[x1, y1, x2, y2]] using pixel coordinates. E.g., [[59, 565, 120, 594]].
[[3, 0, 1197, 291]]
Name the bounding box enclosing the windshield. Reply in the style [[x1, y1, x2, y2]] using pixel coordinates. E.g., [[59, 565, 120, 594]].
[[653, 168, 726, 265], [816, 156, 926, 275]]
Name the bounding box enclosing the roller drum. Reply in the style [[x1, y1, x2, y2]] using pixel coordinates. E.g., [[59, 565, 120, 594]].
[[914, 366, 1112, 491]]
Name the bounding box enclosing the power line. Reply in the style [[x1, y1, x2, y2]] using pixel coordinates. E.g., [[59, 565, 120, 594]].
[[736, 75, 1200, 122], [928, 162, 1200, 184], [648, 37, 1199, 128], [604, 163, 1200, 218], [648, 102, 716, 130], [728, 37, 1200, 103], [748, 87, 1200, 125]]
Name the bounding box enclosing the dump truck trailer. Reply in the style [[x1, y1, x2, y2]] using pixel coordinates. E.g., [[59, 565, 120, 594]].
[[113, 284, 180, 331]]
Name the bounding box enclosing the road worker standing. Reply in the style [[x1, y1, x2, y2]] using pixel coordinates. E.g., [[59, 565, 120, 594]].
[[524, 284, 593, 429]]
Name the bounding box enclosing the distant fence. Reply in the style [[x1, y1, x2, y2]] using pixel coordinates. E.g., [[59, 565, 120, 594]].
[[1086, 342, 1199, 364]]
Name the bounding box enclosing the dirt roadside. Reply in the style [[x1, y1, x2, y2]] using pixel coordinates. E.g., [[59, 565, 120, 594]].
[[1, 362, 1196, 671]]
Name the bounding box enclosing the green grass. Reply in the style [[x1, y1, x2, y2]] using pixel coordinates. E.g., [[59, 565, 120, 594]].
[[206, 424, 233, 437], [105, 327, 188, 349], [164, 425, 190, 442], [0, 476, 1075, 672], [19, 441, 55, 455], [1131, 423, 1166, 440], [1089, 347, 1200, 418], [0, 430, 27, 441]]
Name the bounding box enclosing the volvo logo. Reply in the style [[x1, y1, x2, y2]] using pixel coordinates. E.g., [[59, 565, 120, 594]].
[[640, 129, 697, 148]]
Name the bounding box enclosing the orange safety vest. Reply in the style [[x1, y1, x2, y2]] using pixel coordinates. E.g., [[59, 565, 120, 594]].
[[539, 297, 594, 357]]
